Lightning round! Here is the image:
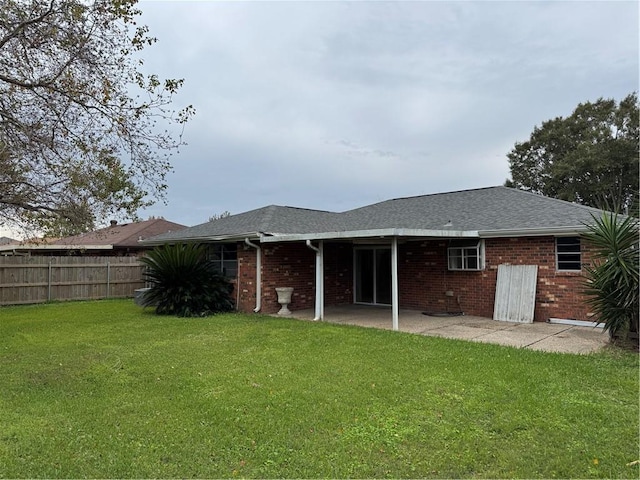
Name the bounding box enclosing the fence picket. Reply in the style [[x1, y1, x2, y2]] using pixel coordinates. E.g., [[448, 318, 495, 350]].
[[0, 256, 145, 305]]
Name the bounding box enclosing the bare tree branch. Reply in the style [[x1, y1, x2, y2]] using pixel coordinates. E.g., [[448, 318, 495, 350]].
[[0, 0, 55, 49]]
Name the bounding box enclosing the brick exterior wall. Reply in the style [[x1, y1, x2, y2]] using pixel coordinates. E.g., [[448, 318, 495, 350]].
[[233, 236, 594, 323], [261, 242, 316, 314], [323, 242, 353, 305], [235, 242, 258, 313], [487, 237, 593, 322], [398, 237, 594, 322]]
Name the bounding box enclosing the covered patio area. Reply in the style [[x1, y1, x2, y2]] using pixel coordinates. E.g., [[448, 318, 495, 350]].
[[288, 305, 608, 354]]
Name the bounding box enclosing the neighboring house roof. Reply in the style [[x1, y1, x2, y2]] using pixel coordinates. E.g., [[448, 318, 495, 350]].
[[0, 236, 17, 245], [52, 218, 188, 248], [143, 186, 608, 245], [0, 218, 188, 254]]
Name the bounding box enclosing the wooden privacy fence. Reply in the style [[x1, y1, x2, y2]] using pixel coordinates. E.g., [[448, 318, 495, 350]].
[[0, 256, 146, 305]]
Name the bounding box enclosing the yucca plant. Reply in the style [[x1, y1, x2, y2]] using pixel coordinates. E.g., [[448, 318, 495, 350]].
[[140, 243, 234, 317], [583, 213, 639, 347]]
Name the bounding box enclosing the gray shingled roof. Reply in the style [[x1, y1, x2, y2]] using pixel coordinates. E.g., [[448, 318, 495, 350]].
[[144, 186, 607, 244], [147, 205, 342, 243], [339, 186, 605, 232]]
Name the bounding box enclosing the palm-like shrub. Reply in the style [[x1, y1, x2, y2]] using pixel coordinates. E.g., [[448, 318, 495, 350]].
[[140, 243, 234, 317], [584, 213, 639, 346]]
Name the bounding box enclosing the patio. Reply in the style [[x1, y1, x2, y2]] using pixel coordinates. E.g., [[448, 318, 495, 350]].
[[289, 304, 608, 354]]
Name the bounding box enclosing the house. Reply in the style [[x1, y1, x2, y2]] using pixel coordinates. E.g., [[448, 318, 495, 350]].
[[142, 186, 607, 327], [0, 218, 187, 256], [0, 236, 17, 245]]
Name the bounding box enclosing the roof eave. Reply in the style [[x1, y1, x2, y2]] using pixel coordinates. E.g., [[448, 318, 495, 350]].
[[260, 228, 480, 243], [139, 224, 592, 246], [140, 232, 262, 246], [479, 225, 590, 238]]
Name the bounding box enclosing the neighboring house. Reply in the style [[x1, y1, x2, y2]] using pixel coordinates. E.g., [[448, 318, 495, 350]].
[[142, 186, 608, 325], [0, 219, 187, 256]]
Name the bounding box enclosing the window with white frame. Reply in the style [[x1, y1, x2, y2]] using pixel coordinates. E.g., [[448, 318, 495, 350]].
[[556, 237, 581, 271], [448, 239, 484, 271], [207, 243, 238, 278]]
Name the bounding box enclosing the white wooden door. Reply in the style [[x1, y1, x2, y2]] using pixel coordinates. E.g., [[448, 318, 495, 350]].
[[493, 265, 538, 323]]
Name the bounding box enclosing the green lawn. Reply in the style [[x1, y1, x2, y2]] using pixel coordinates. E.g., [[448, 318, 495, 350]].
[[0, 300, 638, 478]]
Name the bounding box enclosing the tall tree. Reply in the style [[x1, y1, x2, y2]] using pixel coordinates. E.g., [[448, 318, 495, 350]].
[[506, 93, 639, 214], [0, 0, 194, 236]]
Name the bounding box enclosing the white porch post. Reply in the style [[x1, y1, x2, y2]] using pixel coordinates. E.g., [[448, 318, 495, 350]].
[[391, 236, 399, 331], [306, 240, 324, 321], [318, 241, 324, 320]]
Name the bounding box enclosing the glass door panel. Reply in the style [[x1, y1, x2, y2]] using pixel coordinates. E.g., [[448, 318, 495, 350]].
[[375, 249, 392, 305], [355, 249, 374, 303]]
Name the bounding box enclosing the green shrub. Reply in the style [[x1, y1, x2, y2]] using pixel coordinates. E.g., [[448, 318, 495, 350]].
[[584, 213, 639, 347], [140, 243, 234, 317]]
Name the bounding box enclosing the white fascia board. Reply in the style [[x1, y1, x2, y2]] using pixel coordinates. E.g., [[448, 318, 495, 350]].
[[141, 232, 261, 245], [259, 229, 480, 243], [202, 234, 262, 243], [479, 225, 590, 238], [57, 244, 113, 250]]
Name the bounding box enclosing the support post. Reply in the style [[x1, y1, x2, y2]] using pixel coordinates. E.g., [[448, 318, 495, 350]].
[[391, 237, 399, 331], [318, 241, 324, 320]]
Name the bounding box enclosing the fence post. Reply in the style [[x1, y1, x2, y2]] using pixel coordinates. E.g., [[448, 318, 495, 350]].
[[106, 260, 111, 299], [47, 259, 52, 302]]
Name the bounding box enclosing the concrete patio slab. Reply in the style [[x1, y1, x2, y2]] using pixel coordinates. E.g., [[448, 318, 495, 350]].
[[530, 338, 601, 354], [475, 328, 556, 349], [288, 305, 609, 354], [415, 316, 467, 331], [509, 322, 572, 334], [527, 326, 608, 354], [458, 318, 514, 330], [423, 324, 498, 341]]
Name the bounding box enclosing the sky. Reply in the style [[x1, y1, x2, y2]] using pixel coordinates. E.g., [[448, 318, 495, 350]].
[[135, 0, 638, 228]]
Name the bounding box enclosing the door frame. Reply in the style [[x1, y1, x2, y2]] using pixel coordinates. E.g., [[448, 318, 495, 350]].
[[353, 245, 392, 306]]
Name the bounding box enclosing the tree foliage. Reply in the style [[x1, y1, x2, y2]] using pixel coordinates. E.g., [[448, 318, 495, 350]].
[[0, 0, 194, 236], [208, 211, 231, 222], [140, 243, 235, 317], [584, 213, 639, 347], [506, 93, 639, 214]]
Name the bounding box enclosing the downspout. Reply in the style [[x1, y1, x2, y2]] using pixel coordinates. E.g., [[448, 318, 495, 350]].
[[306, 240, 324, 321], [244, 238, 261, 313]]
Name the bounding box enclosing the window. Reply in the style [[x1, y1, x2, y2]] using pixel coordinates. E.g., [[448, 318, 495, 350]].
[[448, 239, 484, 271], [207, 243, 237, 278], [556, 237, 581, 271]]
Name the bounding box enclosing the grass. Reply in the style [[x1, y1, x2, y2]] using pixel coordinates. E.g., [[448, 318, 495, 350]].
[[0, 300, 638, 478]]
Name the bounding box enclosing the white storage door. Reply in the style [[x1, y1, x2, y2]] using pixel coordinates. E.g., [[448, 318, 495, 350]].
[[493, 265, 538, 323]]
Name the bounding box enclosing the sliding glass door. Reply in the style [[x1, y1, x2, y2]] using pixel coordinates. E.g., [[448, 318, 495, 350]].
[[354, 247, 391, 305]]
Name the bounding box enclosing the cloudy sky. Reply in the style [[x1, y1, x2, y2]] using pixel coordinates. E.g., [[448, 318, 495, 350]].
[[136, 0, 639, 227]]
